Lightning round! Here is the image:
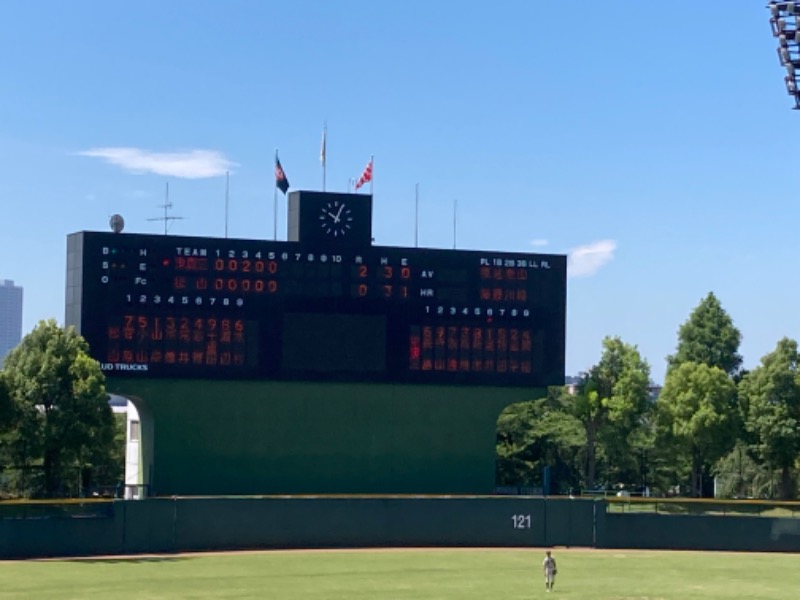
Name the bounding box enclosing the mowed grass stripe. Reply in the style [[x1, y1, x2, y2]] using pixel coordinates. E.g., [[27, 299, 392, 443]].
[[1, 548, 798, 600]]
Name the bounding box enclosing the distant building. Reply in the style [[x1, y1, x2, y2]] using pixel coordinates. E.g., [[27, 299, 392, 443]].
[[0, 280, 23, 365]]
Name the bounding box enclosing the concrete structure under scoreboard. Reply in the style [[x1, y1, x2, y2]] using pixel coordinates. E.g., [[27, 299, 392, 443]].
[[112, 379, 547, 496], [66, 191, 567, 497]]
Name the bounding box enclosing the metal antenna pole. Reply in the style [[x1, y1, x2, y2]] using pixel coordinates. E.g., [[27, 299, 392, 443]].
[[225, 171, 230, 238], [147, 182, 184, 235], [453, 199, 457, 250], [415, 183, 419, 248]]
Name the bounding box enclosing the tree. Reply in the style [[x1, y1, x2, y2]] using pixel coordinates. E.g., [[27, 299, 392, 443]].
[[0, 374, 13, 489], [496, 387, 585, 493], [573, 337, 651, 489], [739, 338, 800, 500], [0, 373, 12, 431], [656, 362, 738, 497], [667, 292, 742, 377], [1, 320, 115, 497], [714, 442, 774, 500], [89, 413, 126, 493]]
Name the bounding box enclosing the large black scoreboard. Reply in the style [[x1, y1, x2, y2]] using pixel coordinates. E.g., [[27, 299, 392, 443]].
[[66, 231, 566, 387]]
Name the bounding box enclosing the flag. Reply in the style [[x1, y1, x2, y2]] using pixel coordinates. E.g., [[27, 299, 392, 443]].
[[320, 126, 326, 167], [275, 154, 289, 195], [354, 157, 372, 191]]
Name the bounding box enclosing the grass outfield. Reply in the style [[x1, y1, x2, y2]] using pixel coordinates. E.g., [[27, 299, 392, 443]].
[[1, 548, 799, 600]]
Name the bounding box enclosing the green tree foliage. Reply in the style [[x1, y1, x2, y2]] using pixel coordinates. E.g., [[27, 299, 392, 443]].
[[0, 373, 12, 431], [656, 362, 738, 497], [0, 374, 13, 494], [714, 442, 776, 499], [667, 292, 742, 377], [1, 320, 115, 497], [605, 410, 656, 492], [496, 388, 585, 492], [739, 338, 800, 500], [573, 337, 651, 489]]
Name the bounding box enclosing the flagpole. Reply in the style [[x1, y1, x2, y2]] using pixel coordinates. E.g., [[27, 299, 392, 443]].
[[273, 149, 278, 241], [453, 199, 458, 250], [165, 182, 169, 235], [224, 171, 230, 239], [321, 122, 327, 192], [369, 154, 374, 196], [273, 185, 278, 241], [414, 183, 419, 248]]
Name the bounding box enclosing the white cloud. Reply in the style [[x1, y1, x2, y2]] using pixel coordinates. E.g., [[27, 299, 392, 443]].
[[79, 147, 235, 179], [568, 239, 617, 278], [530, 239, 549, 247]]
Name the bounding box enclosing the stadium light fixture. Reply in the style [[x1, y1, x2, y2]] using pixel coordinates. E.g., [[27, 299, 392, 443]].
[[769, 1, 800, 108]]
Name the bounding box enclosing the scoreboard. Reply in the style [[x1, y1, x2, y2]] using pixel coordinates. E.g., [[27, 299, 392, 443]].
[[66, 231, 566, 387]]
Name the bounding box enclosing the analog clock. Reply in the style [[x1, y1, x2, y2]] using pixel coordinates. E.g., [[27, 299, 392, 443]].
[[318, 199, 353, 237], [288, 190, 372, 245]]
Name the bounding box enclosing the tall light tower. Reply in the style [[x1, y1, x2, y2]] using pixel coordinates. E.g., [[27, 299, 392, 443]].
[[768, 1, 800, 109]]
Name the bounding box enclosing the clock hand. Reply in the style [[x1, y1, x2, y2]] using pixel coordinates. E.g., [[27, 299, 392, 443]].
[[326, 210, 340, 223], [334, 204, 345, 222]]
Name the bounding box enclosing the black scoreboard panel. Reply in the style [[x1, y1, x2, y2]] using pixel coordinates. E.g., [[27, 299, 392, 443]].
[[67, 231, 566, 387]]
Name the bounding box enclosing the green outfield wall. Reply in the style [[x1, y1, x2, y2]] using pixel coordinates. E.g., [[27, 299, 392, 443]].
[[0, 496, 589, 558], [597, 512, 800, 553], [110, 378, 542, 496], [4, 496, 800, 559]]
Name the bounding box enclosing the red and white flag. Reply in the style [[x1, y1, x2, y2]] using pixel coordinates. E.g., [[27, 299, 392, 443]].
[[354, 157, 373, 191]]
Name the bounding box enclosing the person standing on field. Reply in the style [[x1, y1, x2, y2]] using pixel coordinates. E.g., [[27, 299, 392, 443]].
[[542, 550, 557, 592]]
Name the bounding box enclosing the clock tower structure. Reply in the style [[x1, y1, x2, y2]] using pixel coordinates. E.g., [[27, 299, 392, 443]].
[[287, 191, 373, 246]]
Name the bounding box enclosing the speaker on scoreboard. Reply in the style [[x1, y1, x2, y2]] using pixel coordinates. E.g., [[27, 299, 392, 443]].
[[288, 191, 373, 246]]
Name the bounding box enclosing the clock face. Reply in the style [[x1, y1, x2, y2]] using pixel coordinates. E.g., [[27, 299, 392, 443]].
[[318, 200, 353, 237]]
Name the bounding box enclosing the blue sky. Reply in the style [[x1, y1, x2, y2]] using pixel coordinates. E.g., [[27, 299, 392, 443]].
[[0, 1, 794, 383]]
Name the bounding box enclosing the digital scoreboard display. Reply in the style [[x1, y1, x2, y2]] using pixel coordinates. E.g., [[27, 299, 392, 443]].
[[66, 231, 566, 387]]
